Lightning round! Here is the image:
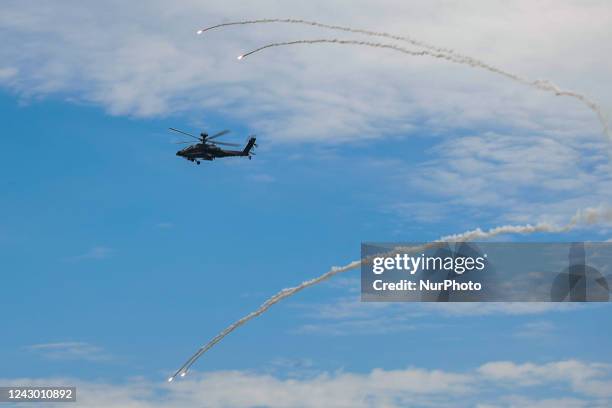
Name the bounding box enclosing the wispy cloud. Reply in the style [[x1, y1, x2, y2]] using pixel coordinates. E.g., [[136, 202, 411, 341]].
[[66, 246, 113, 262], [24, 342, 111, 362], [358, 127, 612, 236], [293, 277, 585, 336], [0, 1, 610, 142], [514, 320, 557, 339], [264, 357, 319, 379], [1, 1, 611, 233], [0, 67, 17, 81]]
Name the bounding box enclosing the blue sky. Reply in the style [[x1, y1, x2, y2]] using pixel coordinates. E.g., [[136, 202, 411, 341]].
[[1, 1, 612, 407], [2, 81, 612, 407]]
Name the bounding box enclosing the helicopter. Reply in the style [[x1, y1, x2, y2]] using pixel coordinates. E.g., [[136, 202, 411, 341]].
[[170, 128, 257, 165]]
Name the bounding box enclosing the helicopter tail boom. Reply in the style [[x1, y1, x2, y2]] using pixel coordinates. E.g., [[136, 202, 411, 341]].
[[242, 137, 257, 156]]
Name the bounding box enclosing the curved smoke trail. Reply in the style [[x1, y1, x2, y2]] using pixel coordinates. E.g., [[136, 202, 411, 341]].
[[236, 39, 610, 141], [174, 20, 612, 381], [169, 206, 612, 381], [197, 18, 455, 55]]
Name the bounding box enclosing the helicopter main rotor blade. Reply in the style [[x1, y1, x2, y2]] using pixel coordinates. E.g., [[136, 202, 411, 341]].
[[208, 129, 230, 140], [210, 140, 240, 147], [169, 128, 201, 141], [173, 141, 193, 145]]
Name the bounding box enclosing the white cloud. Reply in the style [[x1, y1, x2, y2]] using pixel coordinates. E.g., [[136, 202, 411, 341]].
[[0, 67, 18, 81], [2, 0, 612, 228], [479, 360, 612, 398], [479, 396, 599, 408], [24, 342, 110, 362], [514, 320, 556, 339], [354, 126, 612, 231], [404, 130, 612, 225], [2, 359, 611, 407], [0, 0, 610, 142], [291, 276, 588, 336]]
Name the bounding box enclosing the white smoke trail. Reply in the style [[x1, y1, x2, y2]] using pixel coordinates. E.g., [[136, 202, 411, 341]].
[[175, 20, 612, 381], [197, 18, 455, 54], [168, 206, 612, 381], [199, 18, 610, 141], [236, 39, 610, 141]]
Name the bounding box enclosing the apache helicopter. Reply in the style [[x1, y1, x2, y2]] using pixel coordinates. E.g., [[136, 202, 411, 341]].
[[170, 127, 257, 165]]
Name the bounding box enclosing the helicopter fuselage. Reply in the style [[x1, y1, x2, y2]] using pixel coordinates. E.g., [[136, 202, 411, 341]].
[[176, 137, 256, 164]]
